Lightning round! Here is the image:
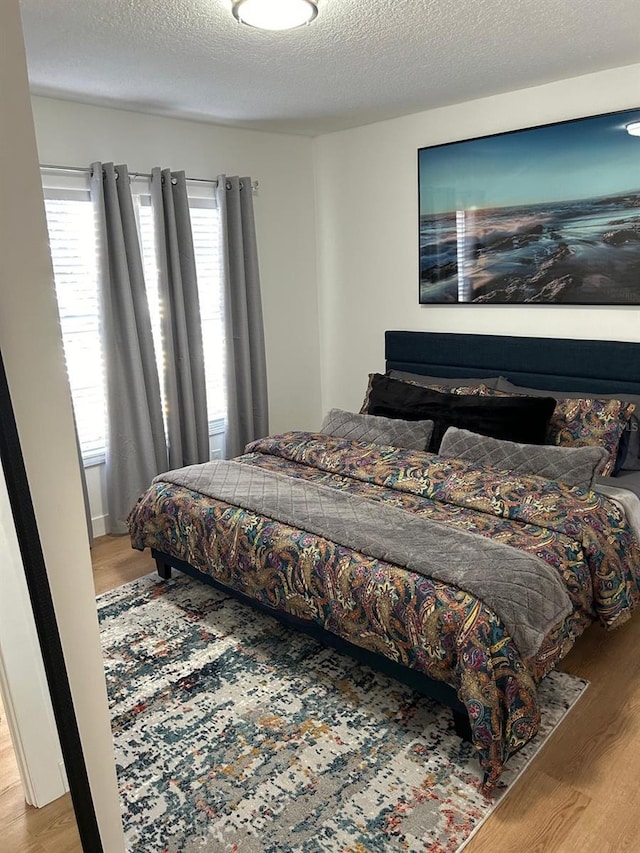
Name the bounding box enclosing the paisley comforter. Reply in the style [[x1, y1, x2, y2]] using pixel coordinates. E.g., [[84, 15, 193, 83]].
[[128, 432, 640, 790]]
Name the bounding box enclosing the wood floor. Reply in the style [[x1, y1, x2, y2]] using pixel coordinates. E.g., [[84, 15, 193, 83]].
[[2, 535, 640, 851]]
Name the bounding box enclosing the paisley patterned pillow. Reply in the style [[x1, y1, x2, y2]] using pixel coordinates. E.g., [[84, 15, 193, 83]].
[[549, 398, 636, 477], [388, 370, 502, 389], [430, 383, 494, 395]]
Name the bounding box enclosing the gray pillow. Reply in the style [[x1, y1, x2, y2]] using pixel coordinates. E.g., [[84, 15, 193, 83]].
[[596, 469, 640, 499], [389, 370, 502, 389], [439, 426, 609, 490], [320, 408, 433, 451], [496, 377, 640, 472]]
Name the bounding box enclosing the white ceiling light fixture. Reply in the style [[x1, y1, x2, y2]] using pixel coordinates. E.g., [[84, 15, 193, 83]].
[[232, 0, 318, 31], [626, 121, 640, 137]]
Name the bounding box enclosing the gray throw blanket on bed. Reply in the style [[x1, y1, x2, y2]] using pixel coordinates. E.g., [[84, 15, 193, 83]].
[[155, 461, 572, 659]]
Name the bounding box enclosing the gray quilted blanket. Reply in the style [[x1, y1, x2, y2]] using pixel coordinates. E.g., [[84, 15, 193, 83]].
[[156, 461, 572, 658]]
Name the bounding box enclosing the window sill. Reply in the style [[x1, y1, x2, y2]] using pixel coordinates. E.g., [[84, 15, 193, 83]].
[[82, 451, 106, 469], [81, 419, 226, 468]]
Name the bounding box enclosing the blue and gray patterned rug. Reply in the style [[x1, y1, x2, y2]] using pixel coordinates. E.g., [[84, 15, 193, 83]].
[[98, 572, 587, 853]]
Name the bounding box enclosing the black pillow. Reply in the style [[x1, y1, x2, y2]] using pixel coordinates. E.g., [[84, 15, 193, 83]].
[[365, 374, 556, 452]]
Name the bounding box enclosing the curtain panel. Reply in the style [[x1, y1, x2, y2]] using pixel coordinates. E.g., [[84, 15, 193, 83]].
[[90, 162, 167, 534], [151, 168, 209, 469], [216, 175, 269, 459]]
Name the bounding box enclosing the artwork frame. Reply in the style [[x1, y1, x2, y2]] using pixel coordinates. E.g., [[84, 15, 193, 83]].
[[418, 108, 640, 305]]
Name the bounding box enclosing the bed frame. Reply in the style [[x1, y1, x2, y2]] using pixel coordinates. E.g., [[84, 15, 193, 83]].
[[154, 330, 640, 744]]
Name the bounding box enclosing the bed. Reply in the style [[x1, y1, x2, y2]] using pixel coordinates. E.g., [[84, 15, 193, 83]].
[[128, 330, 640, 792]]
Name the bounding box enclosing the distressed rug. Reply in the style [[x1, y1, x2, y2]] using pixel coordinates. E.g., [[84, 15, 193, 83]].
[[98, 572, 588, 853]]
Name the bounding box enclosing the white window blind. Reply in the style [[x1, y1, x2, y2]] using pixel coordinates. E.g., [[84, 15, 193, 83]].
[[42, 170, 226, 461], [189, 195, 226, 425], [42, 182, 106, 459]]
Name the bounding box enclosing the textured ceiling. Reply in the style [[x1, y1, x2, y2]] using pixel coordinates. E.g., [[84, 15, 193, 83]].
[[19, 0, 640, 136]]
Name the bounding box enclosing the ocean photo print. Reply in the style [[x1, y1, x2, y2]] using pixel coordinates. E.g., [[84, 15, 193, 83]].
[[418, 108, 640, 304]]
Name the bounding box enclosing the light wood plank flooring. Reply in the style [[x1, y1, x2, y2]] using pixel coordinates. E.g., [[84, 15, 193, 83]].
[[2, 534, 639, 851]]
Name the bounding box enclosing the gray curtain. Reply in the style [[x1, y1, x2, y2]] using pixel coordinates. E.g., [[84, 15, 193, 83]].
[[91, 162, 168, 534], [216, 176, 269, 459], [151, 168, 209, 468]]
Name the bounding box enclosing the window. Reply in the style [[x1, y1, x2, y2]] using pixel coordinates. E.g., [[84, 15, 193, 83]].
[[133, 179, 226, 428], [42, 180, 105, 460], [188, 193, 226, 426], [42, 169, 225, 462]]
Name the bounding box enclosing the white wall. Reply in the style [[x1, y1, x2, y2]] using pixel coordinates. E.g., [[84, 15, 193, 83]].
[[314, 63, 640, 413], [0, 2, 124, 848], [31, 96, 323, 435]]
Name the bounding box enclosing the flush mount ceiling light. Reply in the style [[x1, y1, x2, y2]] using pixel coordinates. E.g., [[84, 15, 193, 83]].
[[626, 121, 640, 137], [232, 0, 318, 31]]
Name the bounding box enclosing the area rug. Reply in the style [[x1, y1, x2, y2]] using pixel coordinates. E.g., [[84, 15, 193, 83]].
[[98, 571, 588, 853]]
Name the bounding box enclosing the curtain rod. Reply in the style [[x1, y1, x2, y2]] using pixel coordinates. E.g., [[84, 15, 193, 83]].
[[40, 163, 259, 190]]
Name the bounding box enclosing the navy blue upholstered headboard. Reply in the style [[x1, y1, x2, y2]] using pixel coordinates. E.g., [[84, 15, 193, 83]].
[[385, 331, 640, 397]]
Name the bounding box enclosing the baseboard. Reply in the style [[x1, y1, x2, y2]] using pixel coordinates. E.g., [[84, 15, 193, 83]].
[[91, 514, 108, 538], [59, 759, 69, 792]]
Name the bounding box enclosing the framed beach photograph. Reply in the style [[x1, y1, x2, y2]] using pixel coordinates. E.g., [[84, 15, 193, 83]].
[[418, 108, 640, 304]]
